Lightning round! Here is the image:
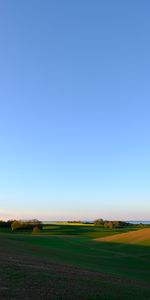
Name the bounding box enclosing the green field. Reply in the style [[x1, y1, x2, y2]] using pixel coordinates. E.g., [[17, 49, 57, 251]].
[[0, 224, 150, 299]]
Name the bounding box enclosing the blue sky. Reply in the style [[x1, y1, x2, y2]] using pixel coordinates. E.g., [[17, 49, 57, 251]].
[[0, 0, 150, 221]]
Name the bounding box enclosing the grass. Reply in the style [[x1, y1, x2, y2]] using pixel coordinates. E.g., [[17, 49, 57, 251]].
[[45, 222, 94, 226], [41, 223, 139, 238], [0, 224, 150, 299]]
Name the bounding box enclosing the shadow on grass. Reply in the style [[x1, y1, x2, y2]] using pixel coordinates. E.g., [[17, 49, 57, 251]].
[[0, 232, 150, 300]]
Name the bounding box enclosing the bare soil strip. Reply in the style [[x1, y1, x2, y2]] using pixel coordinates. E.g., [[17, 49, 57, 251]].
[[95, 228, 150, 244]]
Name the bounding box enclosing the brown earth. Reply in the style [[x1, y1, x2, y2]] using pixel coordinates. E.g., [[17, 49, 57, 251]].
[[95, 228, 150, 245], [0, 235, 150, 299]]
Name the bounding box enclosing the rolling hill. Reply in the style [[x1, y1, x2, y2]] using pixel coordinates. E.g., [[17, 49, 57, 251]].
[[96, 228, 150, 245]]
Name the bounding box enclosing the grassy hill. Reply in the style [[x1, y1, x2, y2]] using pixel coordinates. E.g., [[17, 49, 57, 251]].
[[0, 225, 150, 299], [96, 228, 150, 245]]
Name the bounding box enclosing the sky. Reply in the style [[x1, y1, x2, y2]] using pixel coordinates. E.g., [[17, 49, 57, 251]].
[[0, 0, 150, 221]]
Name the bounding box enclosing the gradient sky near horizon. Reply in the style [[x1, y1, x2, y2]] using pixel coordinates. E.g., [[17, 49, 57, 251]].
[[0, 0, 150, 221]]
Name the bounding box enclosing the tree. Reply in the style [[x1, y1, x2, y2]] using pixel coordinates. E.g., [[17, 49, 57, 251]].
[[105, 221, 113, 228], [11, 220, 21, 231], [94, 219, 104, 226], [32, 226, 40, 235]]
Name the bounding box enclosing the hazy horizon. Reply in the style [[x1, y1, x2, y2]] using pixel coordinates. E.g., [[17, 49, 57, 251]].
[[0, 1, 150, 221], [1, 210, 150, 222]]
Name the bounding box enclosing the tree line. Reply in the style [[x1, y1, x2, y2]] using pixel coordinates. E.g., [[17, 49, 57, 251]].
[[94, 219, 131, 228], [0, 219, 42, 231]]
